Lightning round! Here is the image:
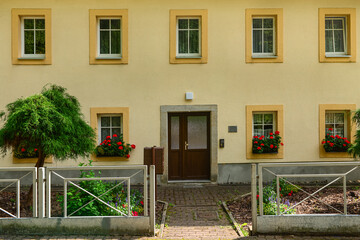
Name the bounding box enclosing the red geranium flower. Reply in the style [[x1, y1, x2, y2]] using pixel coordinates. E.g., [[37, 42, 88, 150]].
[[21, 148, 25, 152], [34, 148, 38, 152], [119, 146, 123, 150], [270, 144, 274, 149], [106, 136, 111, 139], [328, 128, 333, 131], [260, 143, 264, 146], [108, 144, 111, 146], [257, 147, 261, 150], [126, 154, 130, 158], [321, 141, 325, 144], [140, 201, 144, 205], [275, 146, 277, 148], [270, 133, 273, 136], [254, 141, 258, 144], [275, 131, 280, 135], [132, 211, 138, 216], [254, 136, 258, 139], [343, 144, 347, 147], [280, 143, 284, 146], [131, 144, 136, 149], [270, 136, 274, 139], [113, 134, 118, 138], [117, 142, 122, 145], [261, 135, 265, 138], [345, 140, 350, 144]]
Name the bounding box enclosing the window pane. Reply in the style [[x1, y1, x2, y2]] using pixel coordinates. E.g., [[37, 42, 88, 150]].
[[334, 30, 344, 52], [264, 125, 274, 137], [189, 30, 199, 53], [101, 117, 110, 127], [24, 31, 34, 54], [253, 19, 262, 28], [112, 128, 121, 137], [334, 113, 344, 124], [263, 18, 273, 28], [189, 19, 199, 29], [333, 19, 343, 29], [325, 30, 334, 52], [334, 125, 344, 137], [35, 30, 45, 54], [253, 114, 262, 124], [253, 30, 262, 53], [171, 116, 180, 150], [264, 114, 273, 124], [187, 116, 207, 150], [325, 113, 334, 123], [111, 19, 121, 29], [101, 128, 110, 142], [325, 19, 332, 29], [24, 19, 34, 29], [100, 31, 110, 54], [178, 31, 188, 53], [100, 19, 110, 29], [178, 19, 188, 29], [264, 30, 273, 53], [111, 117, 121, 127], [253, 125, 263, 136], [35, 19, 45, 29], [111, 31, 121, 54]]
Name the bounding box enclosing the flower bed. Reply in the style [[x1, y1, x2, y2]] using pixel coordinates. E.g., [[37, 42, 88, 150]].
[[252, 131, 283, 154], [13, 145, 39, 159], [94, 134, 135, 158], [322, 128, 351, 152]]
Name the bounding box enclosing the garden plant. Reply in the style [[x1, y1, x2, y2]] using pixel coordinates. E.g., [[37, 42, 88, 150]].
[[252, 131, 283, 154]]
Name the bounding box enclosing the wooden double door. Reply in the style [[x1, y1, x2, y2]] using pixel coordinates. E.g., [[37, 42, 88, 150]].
[[168, 112, 210, 180]]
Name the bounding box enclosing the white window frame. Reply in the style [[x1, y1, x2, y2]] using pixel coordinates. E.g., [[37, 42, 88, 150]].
[[325, 17, 347, 57], [252, 112, 276, 137], [21, 17, 45, 59], [176, 17, 202, 58], [97, 17, 122, 59], [252, 17, 276, 57], [325, 111, 348, 138], [97, 114, 123, 144]]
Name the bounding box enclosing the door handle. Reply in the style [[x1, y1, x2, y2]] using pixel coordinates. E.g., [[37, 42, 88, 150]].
[[185, 141, 188, 150]]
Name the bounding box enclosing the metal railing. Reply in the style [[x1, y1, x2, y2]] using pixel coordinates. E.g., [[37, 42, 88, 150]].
[[256, 162, 360, 216], [45, 165, 149, 218], [0, 167, 37, 218]]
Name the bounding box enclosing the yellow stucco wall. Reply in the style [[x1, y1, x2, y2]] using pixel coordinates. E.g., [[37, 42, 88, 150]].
[[1, 0, 360, 168]]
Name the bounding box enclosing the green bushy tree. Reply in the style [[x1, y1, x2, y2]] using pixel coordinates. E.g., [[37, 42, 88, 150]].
[[0, 84, 96, 168]]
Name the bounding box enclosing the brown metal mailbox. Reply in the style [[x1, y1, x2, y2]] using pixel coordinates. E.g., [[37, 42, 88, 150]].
[[144, 147, 164, 174]]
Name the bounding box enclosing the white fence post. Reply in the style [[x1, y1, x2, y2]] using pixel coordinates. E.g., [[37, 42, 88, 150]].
[[149, 165, 155, 236], [251, 164, 257, 234], [46, 168, 51, 218], [38, 167, 45, 218]]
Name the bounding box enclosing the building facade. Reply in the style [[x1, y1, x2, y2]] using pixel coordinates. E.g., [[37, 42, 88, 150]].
[[1, 0, 359, 183]]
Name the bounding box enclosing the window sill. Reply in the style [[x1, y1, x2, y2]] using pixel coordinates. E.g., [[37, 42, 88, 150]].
[[176, 56, 202, 59], [96, 56, 122, 60], [252, 55, 278, 59], [325, 54, 352, 58], [18, 56, 46, 60]]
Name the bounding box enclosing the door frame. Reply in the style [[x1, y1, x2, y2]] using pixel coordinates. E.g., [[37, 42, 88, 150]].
[[160, 105, 218, 184]]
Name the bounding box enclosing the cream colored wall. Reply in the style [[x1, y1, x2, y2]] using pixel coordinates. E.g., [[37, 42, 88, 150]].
[[1, 0, 360, 167]]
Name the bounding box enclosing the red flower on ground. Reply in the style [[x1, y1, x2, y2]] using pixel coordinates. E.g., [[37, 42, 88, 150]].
[[279, 187, 281, 191], [140, 201, 144, 205], [119, 146, 123, 150], [288, 193, 292, 196], [275, 131, 280, 135], [21, 148, 25, 152], [256, 195, 259, 200], [132, 211, 138, 216], [131, 144, 136, 149], [113, 134, 118, 138], [257, 147, 261, 150]]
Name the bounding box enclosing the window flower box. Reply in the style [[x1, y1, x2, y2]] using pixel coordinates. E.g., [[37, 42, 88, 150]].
[[94, 134, 135, 158], [252, 131, 283, 154], [14, 145, 39, 159], [322, 128, 351, 153]]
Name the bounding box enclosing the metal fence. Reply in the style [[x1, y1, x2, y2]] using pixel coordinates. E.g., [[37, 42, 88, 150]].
[[0, 167, 37, 218], [251, 162, 360, 235]]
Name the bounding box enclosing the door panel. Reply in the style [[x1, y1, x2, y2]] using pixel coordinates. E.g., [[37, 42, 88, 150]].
[[168, 112, 210, 180]]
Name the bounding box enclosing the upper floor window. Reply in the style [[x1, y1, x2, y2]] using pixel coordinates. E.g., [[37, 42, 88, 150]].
[[89, 9, 128, 65], [98, 18, 122, 58], [177, 18, 201, 58], [22, 18, 45, 58], [252, 17, 275, 56], [325, 17, 346, 56]]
